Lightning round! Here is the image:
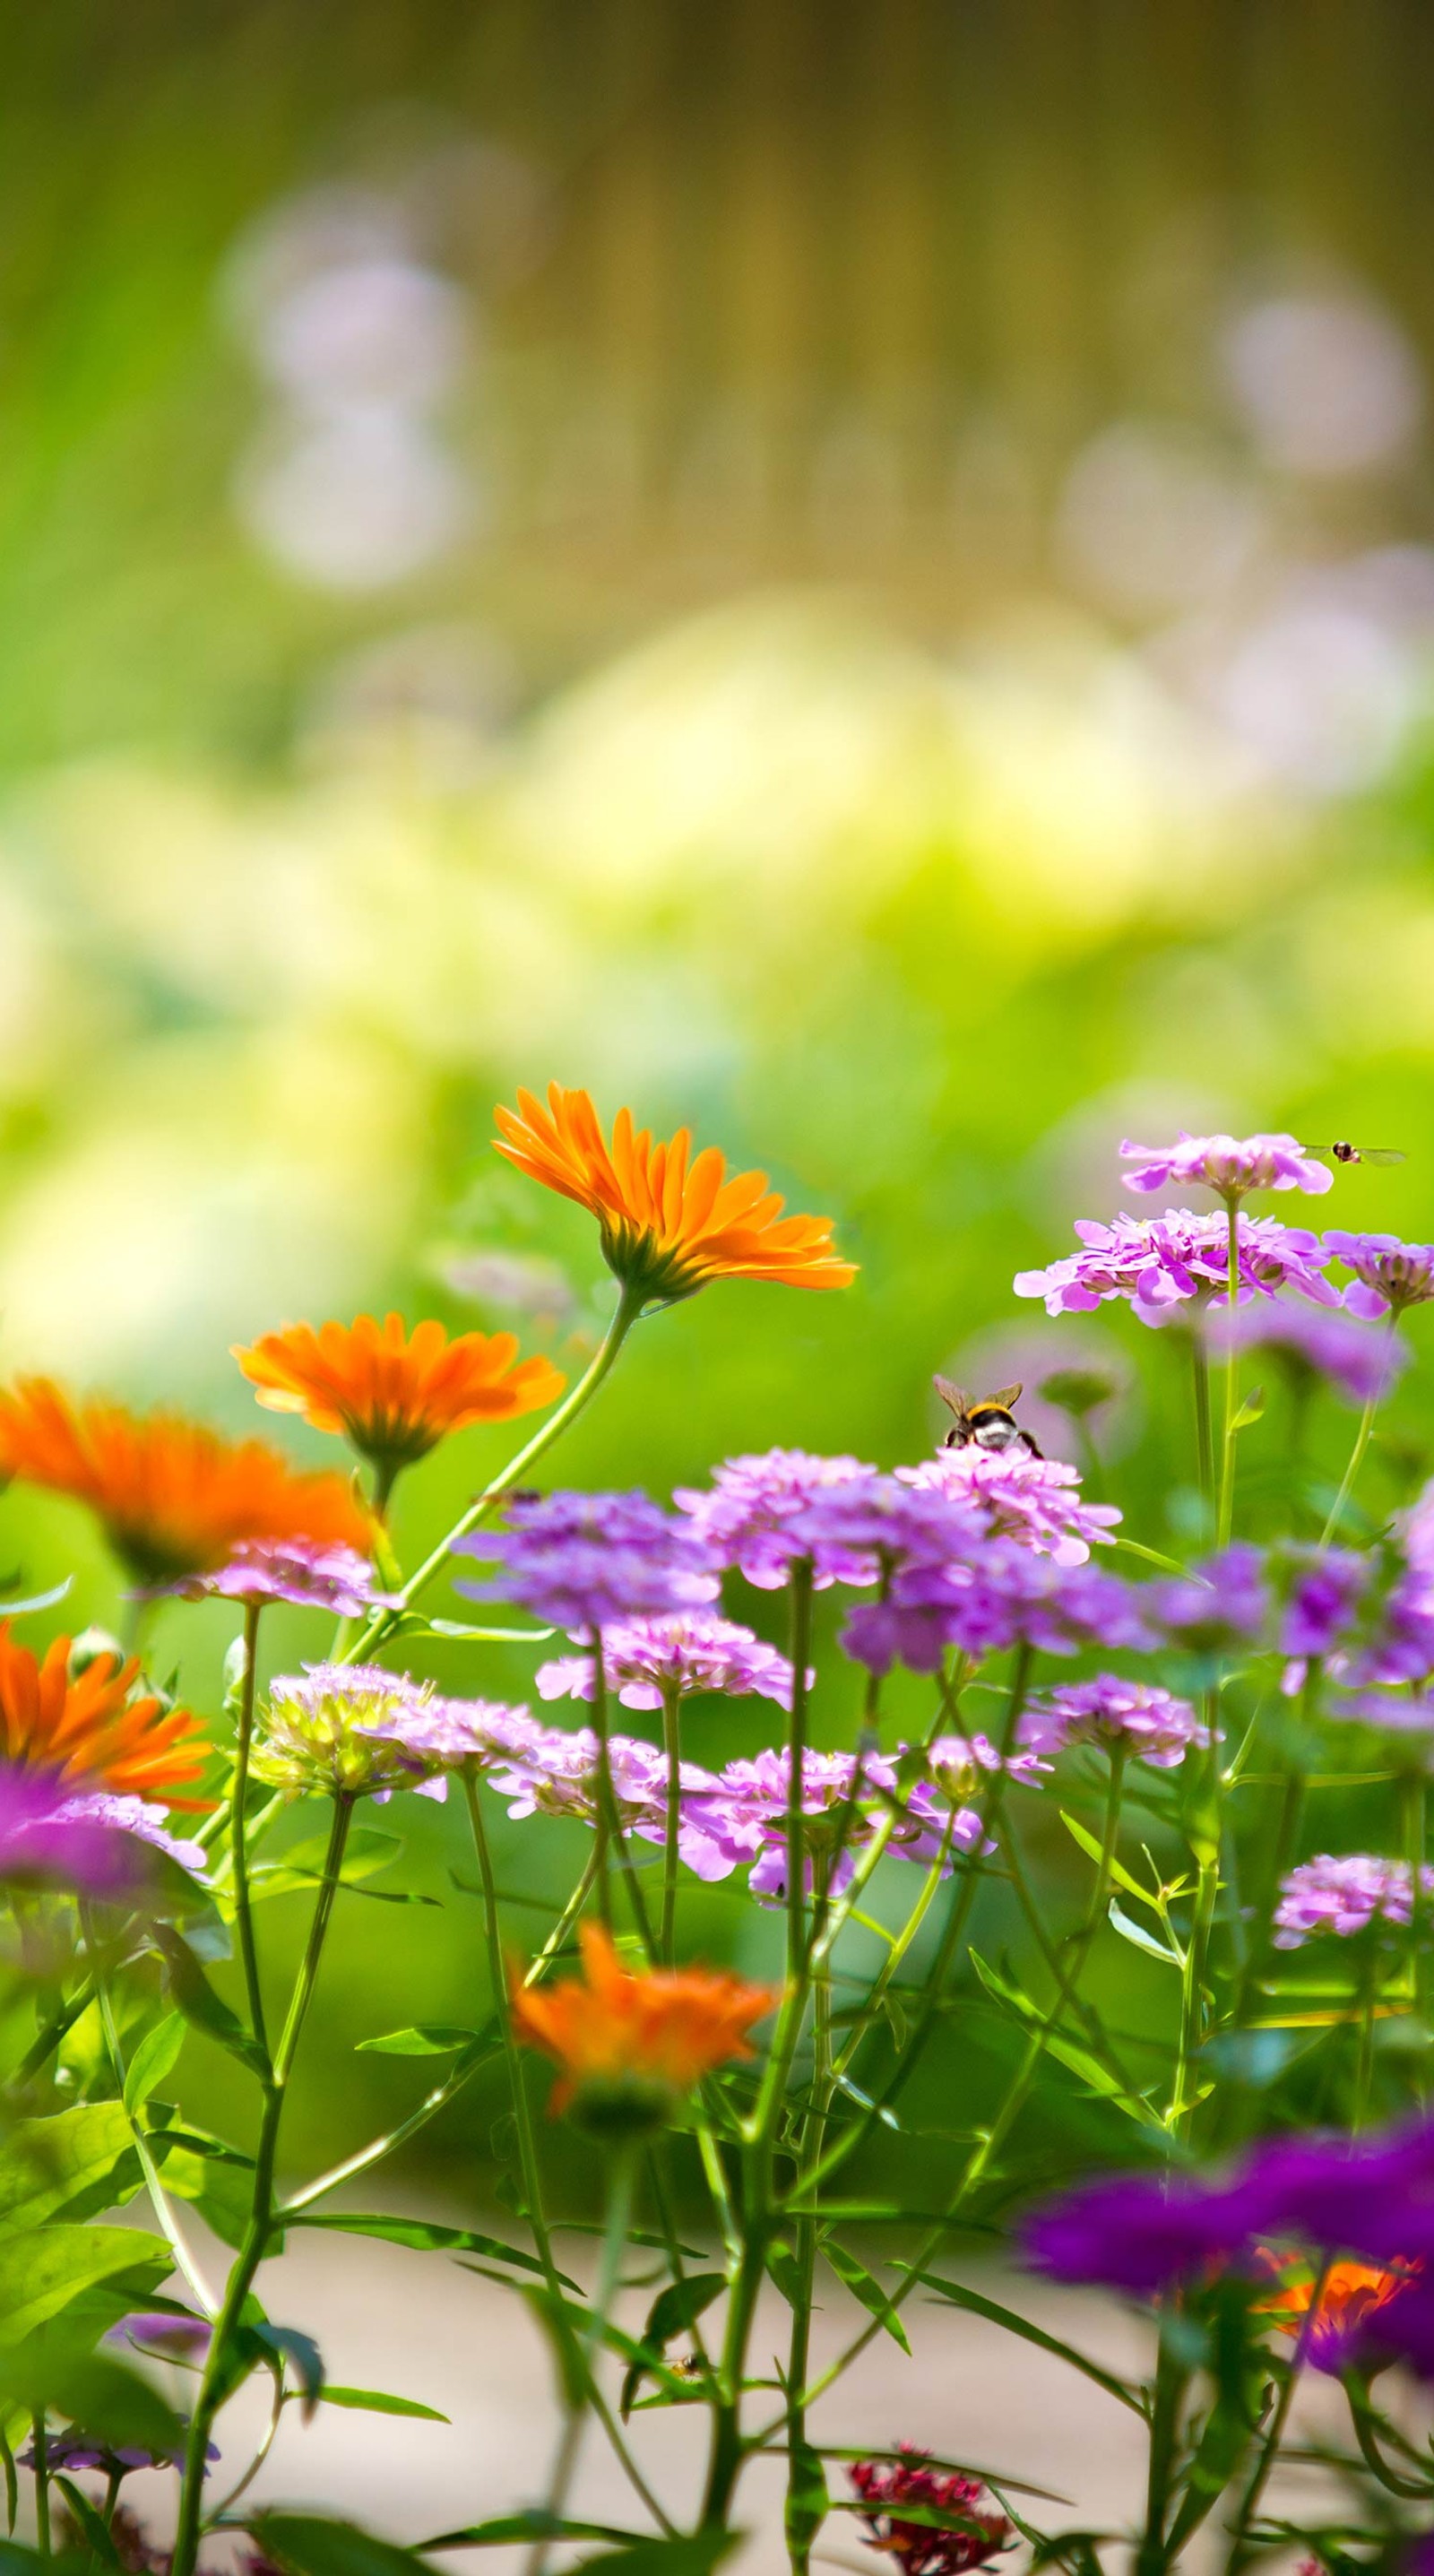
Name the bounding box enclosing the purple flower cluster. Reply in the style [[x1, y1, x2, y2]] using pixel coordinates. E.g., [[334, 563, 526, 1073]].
[[1015, 1210, 1338, 1326], [1203, 1301, 1409, 1407], [0, 1767, 194, 1897], [897, 1448, 1121, 1566], [1273, 1854, 1434, 1947], [1024, 2114, 1434, 2379], [1119, 1131, 1332, 1201], [488, 1724, 730, 1880], [1274, 1546, 1373, 1662], [536, 1612, 798, 1712], [672, 1449, 881, 1589], [842, 1543, 1153, 1679], [455, 1490, 720, 1634], [164, 1538, 393, 1617], [1018, 1677, 1209, 1769], [1326, 1231, 1434, 1319]]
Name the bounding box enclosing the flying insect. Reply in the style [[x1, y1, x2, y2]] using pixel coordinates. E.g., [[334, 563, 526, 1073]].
[[1319, 1143, 1407, 1168], [934, 1376, 1042, 1458]]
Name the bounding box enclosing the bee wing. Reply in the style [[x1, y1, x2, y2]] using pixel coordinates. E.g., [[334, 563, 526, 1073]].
[[933, 1376, 969, 1418], [1355, 1147, 1407, 1166], [989, 1383, 1024, 1408]]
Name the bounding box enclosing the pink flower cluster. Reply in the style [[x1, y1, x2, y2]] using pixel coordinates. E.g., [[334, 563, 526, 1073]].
[[1274, 1854, 1434, 1948], [1015, 1211, 1339, 1326], [899, 1446, 1121, 1565]]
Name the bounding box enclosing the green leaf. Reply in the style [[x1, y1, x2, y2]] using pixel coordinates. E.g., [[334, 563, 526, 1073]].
[[969, 1953, 1162, 2128], [785, 2439, 829, 2558], [574, 2542, 739, 2576], [0, 2352, 183, 2459], [286, 2214, 575, 2287], [0, 2226, 169, 2345], [249, 2517, 437, 2576], [151, 1927, 265, 2077], [52, 2481, 120, 2569], [1106, 1900, 1183, 1970], [123, 2014, 186, 2113], [251, 2323, 324, 2416], [423, 2520, 640, 2552], [1058, 1813, 1154, 1907], [764, 2240, 804, 2310], [421, 1623, 554, 1645], [824, 2243, 911, 2354], [909, 2272, 1145, 2413], [619, 2274, 723, 2416], [0, 2105, 134, 2232], [1230, 1386, 1266, 1433], [312, 2388, 449, 2425], [355, 2029, 479, 2058], [279, 1828, 401, 1878]]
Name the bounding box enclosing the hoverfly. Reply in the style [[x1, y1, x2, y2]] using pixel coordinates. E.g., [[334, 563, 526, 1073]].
[[934, 1376, 1042, 1459], [1321, 1142, 1407, 1168]]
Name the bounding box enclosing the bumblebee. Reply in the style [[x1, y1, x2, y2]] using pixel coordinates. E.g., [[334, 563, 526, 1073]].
[[934, 1376, 1042, 1458]]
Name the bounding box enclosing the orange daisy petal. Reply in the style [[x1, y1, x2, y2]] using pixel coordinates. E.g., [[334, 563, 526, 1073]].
[[0, 1622, 212, 1809], [0, 1379, 374, 1586], [492, 1084, 857, 1304], [232, 1314, 565, 1472]]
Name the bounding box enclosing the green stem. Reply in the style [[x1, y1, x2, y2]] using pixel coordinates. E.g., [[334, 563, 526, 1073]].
[[1320, 1317, 1395, 1546], [1353, 1956, 1378, 2131], [1190, 1334, 1214, 1521], [592, 1638, 654, 1955], [462, 1774, 564, 2303], [785, 1561, 815, 1991], [785, 1855, 832, 2576], [527, 2148, 636, 2576], [660, 1683, 682, 1967], [30, 2416, 48, 2561], [342, 1282, 644, 1664], [1223, 2277, 1324, 2576], [168, 1795, 353, 2576], [82, 1907, 217, 2316], [1409, 1770, 1429, 2085], [232, 1600, 268, 2060], [1216, 1201, 1240, 1547], [1135, 2324, 1188, 2576]]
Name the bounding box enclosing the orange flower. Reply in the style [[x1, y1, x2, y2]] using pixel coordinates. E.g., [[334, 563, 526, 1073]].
[[493, 1084, 856, 1305], [0, 1379, 373, 1586], [512, 1923, 778, 2127], [1257, 2251, 1419, 2369], [232, 1312, 566, 1475], [0, 1622, 211, 1809]]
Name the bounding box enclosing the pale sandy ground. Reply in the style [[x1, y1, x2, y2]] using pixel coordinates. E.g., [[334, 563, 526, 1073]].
[[112, 2223, 1387, 2573]]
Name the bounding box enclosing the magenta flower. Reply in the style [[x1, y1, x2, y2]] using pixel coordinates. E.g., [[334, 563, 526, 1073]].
[[687, 1747, 901, 1900], [0, 1768, 169, 1897], [672, 1449, 880, 1589], [111, 2311, 213, 2364], [1326, 1231, 1434, 1319], [1119, 1131, 1332, 1200], [1273, 1854, 1434, 1947], [455, 1490, 720, 1634], [255, 1663, 446, 1802], [1024, 2170, 1257, 2295], [536, 1612, 798, 1712], [1025, 2119, 1434, 2312], [51, 1792, 209, 1878], [1015, 1210, 1338, 1325], [489, 1722, 730, 1881], [1274, 1547, 1372, 1661], [1203, 1301, 1409, 1406], [356, 1694, 544, 1785], [899, 1447, 1121, 1566], [1018, 1677, 1209, 1769], [842, 1543, 1155, 1677], [887, 1733, 1044, 1867], [161, 1538, 393, 1617]]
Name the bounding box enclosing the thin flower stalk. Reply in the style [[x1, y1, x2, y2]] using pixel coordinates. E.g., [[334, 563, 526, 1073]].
[[1321, 1317, 1402, 1544]]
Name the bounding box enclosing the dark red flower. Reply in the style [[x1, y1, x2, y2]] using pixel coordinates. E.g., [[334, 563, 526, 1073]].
[[850, 2446, 1011, 2576]]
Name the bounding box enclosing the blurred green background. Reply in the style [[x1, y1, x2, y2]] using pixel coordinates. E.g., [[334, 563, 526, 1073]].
[[8, 0, 1434, 2191]]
